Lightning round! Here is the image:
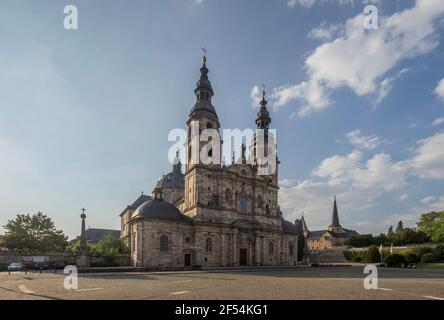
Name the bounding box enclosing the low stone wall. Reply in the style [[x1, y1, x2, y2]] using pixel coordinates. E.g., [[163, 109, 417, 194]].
[[308, 247, 349, 264], [0, 252, 130, 269], [0, 252, 75, 265]]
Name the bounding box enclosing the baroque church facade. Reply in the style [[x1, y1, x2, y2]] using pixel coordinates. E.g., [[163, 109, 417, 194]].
[[120, 55, 300, 268]]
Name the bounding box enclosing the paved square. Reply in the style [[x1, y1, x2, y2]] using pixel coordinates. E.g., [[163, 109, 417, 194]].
[[0, 267, 443, 300]]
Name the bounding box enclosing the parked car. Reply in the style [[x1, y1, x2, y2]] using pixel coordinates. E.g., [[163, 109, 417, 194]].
[[53, 262, 66, 270], [34, 262, 49, 271], [8, 262, 27, 274]]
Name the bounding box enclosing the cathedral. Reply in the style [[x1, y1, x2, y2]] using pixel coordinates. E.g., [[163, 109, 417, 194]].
[[120, 54, 300, 268]]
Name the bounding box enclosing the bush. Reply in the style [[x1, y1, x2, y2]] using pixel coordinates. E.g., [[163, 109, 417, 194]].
[[344, 234, 374, 247], [432, 245, 444, 260], [384, 254, 406, 267], [343, 251, 354, 261], [353, 255, 362, 262], [405, 253, 419, 264], [412, 246, 433, 259], [366, 246, 381, 263], [421, 253, 439, 263]]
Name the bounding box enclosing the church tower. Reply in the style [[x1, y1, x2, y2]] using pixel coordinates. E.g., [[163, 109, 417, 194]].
[[186, 50, 221, 171], [327, 196, 345, 234], [183, 52, 222, 218], [250, 86, 278, 183]]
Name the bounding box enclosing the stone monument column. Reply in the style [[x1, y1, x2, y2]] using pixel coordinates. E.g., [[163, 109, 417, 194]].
[[76, 208, 90, 268]]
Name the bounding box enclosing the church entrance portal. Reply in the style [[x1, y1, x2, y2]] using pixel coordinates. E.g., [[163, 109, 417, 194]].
[[239, 249, 248, 266], [184, 254, 191, 266]]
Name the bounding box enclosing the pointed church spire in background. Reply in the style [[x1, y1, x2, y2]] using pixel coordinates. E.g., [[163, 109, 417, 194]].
[[301, 211, 309, 234], [329, 195, 341, 228]]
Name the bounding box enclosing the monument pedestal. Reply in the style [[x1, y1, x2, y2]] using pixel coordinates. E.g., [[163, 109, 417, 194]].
[[76, 254, 90, 268]]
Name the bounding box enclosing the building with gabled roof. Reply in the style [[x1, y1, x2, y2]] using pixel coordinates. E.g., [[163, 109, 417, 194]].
[[303, 197, 357, 251]]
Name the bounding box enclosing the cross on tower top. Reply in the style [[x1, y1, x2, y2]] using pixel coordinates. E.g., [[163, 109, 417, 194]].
[[201, 47, 208, 64]]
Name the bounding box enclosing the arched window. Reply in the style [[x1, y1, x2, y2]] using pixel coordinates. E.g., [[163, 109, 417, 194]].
[[269, 242, 274, 255], [266, 204, 270, 215], [240, 195, 248, 214], [207, 122, 213, 129], [206, 238, 212, 253], [160, 235, 169, 252], [289, 243, 294, 256]]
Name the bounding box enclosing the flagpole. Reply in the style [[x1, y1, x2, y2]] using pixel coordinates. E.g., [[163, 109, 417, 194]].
[[379, 243, 383, 264]]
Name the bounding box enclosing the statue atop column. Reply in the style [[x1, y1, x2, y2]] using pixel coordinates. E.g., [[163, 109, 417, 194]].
[[76, 208, 90, 268], [80, 208, 87, 254]]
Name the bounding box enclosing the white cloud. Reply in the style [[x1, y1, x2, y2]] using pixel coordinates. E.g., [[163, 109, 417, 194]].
[[410, 132, 444, 179], [274, 0, 444, 115], [288, 0, 316, 8], [281, 149, 408, 230], [353, 153, 408, 191], [421, 196, 435, 205], [435, 78, 444, 101], [271, 79, 330, 116], [346, 129, 382, 150], [280, 130, 444, 232], [374, 68, 409, 104], [250, 85, 262, 108], [313, 150, 362, 179], [428, 195, 444, 211], [288, 0, 354, 9], [432, 117, 444, 126], [308, 21, 342, 41]]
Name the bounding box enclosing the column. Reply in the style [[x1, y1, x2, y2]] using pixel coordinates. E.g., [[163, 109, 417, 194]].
[[232, 232, 238, 266], [255, 236, 261, 266]]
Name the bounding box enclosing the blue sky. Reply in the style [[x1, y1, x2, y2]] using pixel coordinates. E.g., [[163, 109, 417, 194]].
[[0, 0, 443, 238]]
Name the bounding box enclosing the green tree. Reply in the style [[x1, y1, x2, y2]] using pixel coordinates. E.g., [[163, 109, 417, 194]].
[[387, 226, 396, 243], [396, 228, 429, 245], [69, 240, 97, 256], [373, 233, 388, 246], [366, 246, 381, 262], [2, 212, 68, 254], [96, 234, 128, 257], [417, 211, 444, 242], [396, 220, 404, 233], [344, 234, 374, 247]]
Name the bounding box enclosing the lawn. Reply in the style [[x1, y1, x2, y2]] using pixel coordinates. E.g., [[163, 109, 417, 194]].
[[416, 263, 444, 269]]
